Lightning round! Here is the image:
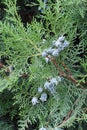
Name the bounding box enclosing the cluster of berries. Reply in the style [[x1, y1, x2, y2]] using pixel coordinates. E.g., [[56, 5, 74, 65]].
[[31, 76, 62, 105], [31, 87, 47, 105], [44, 76, 62, 94], [42, 36, 69, 63]]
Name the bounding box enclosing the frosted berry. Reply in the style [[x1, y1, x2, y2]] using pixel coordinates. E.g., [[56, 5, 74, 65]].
[[31, 97, 38, 105], [38, 87, 43, 93], [58, 35, 65, 42], [40, 93, 47, 102], [52, 49, 59, 57]]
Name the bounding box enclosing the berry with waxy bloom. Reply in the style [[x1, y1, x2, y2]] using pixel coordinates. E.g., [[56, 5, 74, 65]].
[[44, 81, 51, 89], [44, 81, 56, 94], [54, 40, 61, 47], [45, 57, 50, 63], [52, 49, 59, 57], [50, 78, 58, 85], [40, 93, 47, 102], [63, 40, 69, 48], [42, 36, 69, 61], [31, 97, 38, 105], [38, 87, 43, 93], [58, 35, 65, 42], [42, 49, 48, 57], [47, 47, 54, 54]]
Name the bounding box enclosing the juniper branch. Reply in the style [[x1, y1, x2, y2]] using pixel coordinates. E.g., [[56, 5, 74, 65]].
[[50, 57, 84, 89]]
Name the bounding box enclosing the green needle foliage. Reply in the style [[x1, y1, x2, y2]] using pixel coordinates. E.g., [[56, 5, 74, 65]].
[[0, 0, 87, 130]]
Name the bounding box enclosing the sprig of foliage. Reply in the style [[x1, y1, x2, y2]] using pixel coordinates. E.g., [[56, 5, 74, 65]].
[[0, 0, 87, 130]]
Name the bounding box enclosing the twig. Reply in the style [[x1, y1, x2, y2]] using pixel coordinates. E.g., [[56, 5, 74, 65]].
[[57, 110, 73, 128], [61, 62, 87, 86], [61, 62, 72, 75], [50, 57, 84, 88], [50, 57, 66, 76], [48, 57, 86, 128], [57, 89, 86, 128], [0, 63, 5, 69]]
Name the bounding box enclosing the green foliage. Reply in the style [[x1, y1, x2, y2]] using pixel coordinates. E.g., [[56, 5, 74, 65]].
[[0, 121, 14, 130], [0, 0, 87, 130], [0, 89, 17, 118]]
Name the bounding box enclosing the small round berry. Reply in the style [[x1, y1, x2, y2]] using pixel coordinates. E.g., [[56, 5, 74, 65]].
[[47, 47, 54, 54], [44, 81, 56, 94], [44, 81, 50, 89], [42, 50, 48, 57], [45, 57, 50, 63], [40, 93, 47, 102], [52, 49, 59, 57], [50, 78, 58, 85], [54, 40, 61, 47], [63, 40, 69, 48], [38, 87, 43, 93], [58, 35, 65, 42], [31, 97, 38, 105]]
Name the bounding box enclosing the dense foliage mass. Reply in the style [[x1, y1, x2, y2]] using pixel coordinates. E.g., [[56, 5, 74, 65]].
[[0, 0, 87, 130]]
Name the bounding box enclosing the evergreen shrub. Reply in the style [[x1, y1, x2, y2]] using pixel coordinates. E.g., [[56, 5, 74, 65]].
[[0, 0, 87, 130]]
